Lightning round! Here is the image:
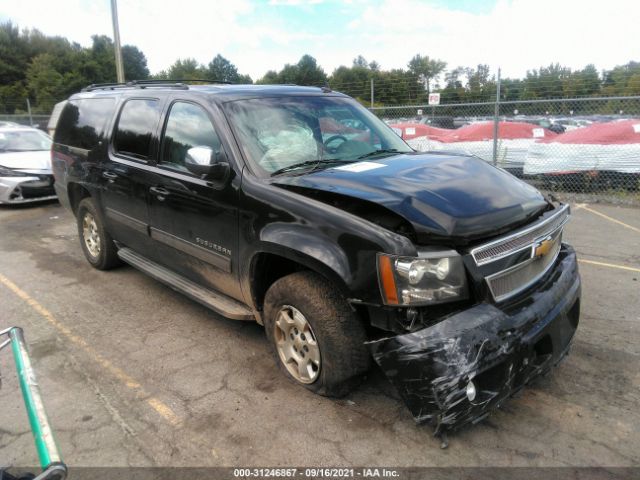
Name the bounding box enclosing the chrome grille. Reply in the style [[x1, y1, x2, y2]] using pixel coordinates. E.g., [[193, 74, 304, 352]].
[[469, 204, 570, 303], [486, 233, 562, 302], [471, 205, 570, 265]]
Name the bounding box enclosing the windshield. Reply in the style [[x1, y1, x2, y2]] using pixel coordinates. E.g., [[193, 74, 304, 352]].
[[0, 129, 52, 152], [224, 96, 412, 176]]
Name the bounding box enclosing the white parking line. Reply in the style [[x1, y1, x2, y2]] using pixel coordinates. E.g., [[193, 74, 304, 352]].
[[578, 259, 640, 273], [574, 204, 640, 234]]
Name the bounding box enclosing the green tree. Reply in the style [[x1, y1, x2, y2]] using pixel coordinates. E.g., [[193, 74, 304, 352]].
[[258, 70, 279, 84], [375, 69, 420, 105], [407, 54, 447, 93], [85, 35, 149, 83], [295, 55, 327, 85], [602, 61, 640, 96], [0, 82, 28, 114], [122, 45, 149, 80], [257, 54, 326, 86], [0, 22, 152, 112], [329, 64, 370, 100], [624, 73, 640, 96], [499, 78, 524, 102], [352, 55, 369, 69], [465, 64, 496, 101], [440, 66, 466, 102], [26, 53, 64, 113], [523, 63, 572, 99], [165, 58, 207, 79], [0, 22, 29, 85], [206, 54, 251, 83]]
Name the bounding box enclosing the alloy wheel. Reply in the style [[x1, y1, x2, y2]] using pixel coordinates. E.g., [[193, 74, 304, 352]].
[[82, 212, 101, 258], [274, 305, 321, 384]]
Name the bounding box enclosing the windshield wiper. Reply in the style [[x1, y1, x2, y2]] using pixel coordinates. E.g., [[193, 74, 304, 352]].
[[357, 149, 400, 159], [270, 159, 355, 177]]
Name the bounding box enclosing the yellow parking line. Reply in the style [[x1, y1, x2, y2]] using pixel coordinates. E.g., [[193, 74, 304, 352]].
[[0, 272, 181, 426], [578, 259, 640, 273], [147, 397, 181, 425], [575, 204, 640, 234]]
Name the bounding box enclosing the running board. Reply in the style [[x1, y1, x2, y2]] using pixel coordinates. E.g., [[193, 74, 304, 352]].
[[117, 248, 254, 321]]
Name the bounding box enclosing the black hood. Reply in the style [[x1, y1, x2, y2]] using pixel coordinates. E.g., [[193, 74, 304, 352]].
[[272, 152, 548, 243]]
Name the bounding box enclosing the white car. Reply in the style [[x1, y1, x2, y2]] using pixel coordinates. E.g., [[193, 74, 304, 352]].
[[0, 126, 56, 204]]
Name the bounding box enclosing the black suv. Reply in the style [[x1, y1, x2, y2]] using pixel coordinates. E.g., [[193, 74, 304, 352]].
[[52, 81, 581, 433]]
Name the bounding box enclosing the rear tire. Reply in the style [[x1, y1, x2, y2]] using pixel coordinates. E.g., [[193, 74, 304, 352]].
[[77, 197, 121, 270], [263, 271, 371, 397]]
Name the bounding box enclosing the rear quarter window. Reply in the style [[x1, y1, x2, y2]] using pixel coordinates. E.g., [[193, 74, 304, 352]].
[[113, 98, 161, 161], [54, 98, 116, 151]]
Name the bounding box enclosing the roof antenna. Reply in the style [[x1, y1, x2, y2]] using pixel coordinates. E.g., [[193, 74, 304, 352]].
[[321, 80, 332, 93]]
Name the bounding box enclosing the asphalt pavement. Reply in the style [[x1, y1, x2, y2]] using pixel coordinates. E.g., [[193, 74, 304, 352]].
[[0, 200, 638, 468]]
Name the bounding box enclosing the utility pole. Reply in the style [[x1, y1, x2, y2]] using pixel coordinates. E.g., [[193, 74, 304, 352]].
[[370, 78, 374, 108], [492, 67, 501, 166], [110, 0, 125, 83], [26, 99, 33, 127]]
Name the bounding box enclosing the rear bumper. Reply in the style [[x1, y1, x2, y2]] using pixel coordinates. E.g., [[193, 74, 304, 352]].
[[368, 244, 581, 433]]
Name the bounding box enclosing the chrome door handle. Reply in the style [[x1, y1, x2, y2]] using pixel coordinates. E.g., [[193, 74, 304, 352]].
[[149, 186, 170, 200]]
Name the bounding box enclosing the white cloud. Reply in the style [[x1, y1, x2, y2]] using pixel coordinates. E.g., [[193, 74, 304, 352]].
[[268, 0, 324, 5], [2, 0, 639, 81], [1, 0, 112, 46], [340, 0, 640, 79]]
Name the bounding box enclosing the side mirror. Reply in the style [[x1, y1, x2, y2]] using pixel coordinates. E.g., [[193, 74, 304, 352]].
[[185, 146, 230, 180]]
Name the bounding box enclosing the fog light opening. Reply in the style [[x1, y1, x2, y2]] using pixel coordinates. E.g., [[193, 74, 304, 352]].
[[466, 380, 477, 402]]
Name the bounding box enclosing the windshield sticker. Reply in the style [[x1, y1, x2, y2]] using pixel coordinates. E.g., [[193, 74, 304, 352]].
[[333, 161, 386, 173]]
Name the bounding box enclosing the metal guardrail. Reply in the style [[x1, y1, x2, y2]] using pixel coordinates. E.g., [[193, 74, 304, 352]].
[[0, 327, 67, 480]]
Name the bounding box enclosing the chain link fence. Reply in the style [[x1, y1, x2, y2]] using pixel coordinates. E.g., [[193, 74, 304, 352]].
[[2, 92, 640, 201], [371, 96, 640, 202], [0, 98, 51, 129], [0, 114, 51, 129]]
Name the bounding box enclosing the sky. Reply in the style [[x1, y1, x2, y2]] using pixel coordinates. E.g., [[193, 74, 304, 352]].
[[1, 0, 639, 81]]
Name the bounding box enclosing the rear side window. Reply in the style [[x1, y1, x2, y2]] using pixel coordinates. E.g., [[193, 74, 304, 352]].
[[54, 98, 115, 150], [113, 99, 161, 160]]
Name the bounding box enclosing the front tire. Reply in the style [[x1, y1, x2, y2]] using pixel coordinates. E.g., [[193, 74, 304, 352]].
[[77, 198, 121, 270], [263, 271, 371, 397]]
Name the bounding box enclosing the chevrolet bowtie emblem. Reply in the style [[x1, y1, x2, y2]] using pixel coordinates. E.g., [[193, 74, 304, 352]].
[[534, 237, 554, 258]]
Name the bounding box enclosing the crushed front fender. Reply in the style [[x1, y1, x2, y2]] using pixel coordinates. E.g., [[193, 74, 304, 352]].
[[368, 245, 581, 433]]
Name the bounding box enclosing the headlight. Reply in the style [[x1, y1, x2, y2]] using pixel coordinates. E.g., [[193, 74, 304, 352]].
[[377, 250, 468, 306], [0, 165, 26, 177]]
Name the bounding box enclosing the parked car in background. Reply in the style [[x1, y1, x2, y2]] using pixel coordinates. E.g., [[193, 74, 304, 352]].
[[525, 119, 640, 190], [0, 126, 56, 204], [0, 121, 21, 128], [398, 121, 558, 177]]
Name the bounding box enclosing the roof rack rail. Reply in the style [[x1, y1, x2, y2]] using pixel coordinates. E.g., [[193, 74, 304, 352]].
[[81, 78, 234, 92], [82, 81, 189, 92], [131, 79, 234, 85], [81, 82, 127, 91]]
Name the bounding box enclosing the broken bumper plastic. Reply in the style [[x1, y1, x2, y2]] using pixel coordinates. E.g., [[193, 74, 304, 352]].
[[368, 244, 581, 433], [0, 174, 56, 204]]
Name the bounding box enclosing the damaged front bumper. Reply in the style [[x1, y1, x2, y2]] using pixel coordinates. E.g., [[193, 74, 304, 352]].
[[368, 244, 581, 433], [0, 174, 56, 204]]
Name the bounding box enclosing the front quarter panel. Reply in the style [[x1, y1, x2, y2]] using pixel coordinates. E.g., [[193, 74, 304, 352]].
[[239, 172, 416, 306]]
